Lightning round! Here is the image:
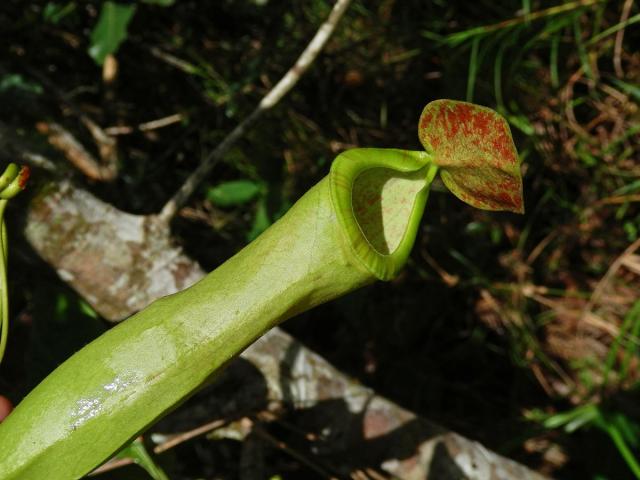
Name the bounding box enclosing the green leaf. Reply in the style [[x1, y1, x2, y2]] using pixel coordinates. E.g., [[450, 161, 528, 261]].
[[418, 99, 524, 213], [207, 179, 262, 207], [88, 2, 137, 66]]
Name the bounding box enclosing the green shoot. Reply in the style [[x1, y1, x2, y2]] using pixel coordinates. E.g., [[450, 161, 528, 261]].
[[0, 163, 30, 365]]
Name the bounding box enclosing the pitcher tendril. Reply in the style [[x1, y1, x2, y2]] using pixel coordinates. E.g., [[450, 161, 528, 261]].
[[0, 163, 30, 365]]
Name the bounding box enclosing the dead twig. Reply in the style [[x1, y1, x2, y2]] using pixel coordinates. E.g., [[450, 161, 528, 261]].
[[150, 47, 200, 76], [26, 68, 118, 179], [18, 151, 57, 172], [596, 194, 640, 206], [526, 230, 559, 265], [253, 424, 340, 480], [105, 113, 184, 136], [153, 418, 228, 454], [158, 0, 353, 223], [88, 456, 134, 476], [581, 237, 640, 322], [562, 67, 590, 143], [614, 0, 634, 78], [35, 122, 117, 181], [420, 248, 459, 286]]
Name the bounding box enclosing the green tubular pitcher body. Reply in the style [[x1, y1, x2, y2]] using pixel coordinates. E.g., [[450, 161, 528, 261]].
[[0, 148, 438, 479]]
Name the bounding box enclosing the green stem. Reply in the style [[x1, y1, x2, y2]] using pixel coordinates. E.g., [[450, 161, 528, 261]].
[[605, 424, 640, 479], [118, 439, 170, 480], [0, 199, 8, 365]]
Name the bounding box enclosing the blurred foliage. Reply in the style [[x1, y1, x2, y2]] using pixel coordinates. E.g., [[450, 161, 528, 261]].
[[207, 179, 263, 207], [88, 2, 137, 65], [88, 0, 175, 65], [1, 0, 639, 478]]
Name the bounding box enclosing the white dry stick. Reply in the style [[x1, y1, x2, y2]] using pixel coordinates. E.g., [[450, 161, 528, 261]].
[[158, 0, 352, 223], [105, 114, 184, 136]]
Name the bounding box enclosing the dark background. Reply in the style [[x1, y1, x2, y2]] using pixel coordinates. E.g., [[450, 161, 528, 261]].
[[1, 1, 639, 478]]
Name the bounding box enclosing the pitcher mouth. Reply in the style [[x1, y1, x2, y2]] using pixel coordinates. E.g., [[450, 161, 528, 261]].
[[329, 148, 438, 281]]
